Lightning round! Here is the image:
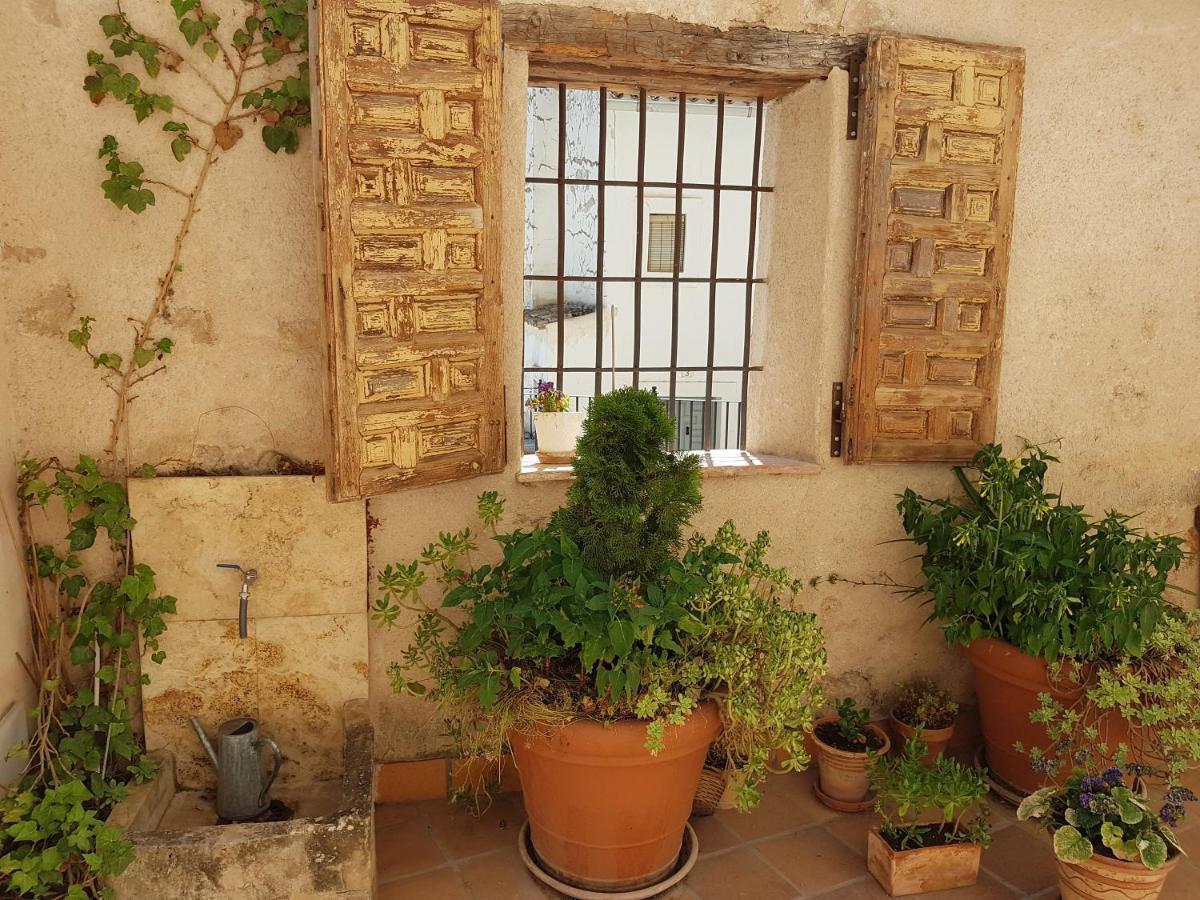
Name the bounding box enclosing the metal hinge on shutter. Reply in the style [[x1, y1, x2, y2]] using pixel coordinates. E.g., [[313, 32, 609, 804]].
[[830, 381, 845, 457], [846, 56, 863, 140]]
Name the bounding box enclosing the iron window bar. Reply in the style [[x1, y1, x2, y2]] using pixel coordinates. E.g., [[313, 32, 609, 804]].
[[523, 85, 769, 450]]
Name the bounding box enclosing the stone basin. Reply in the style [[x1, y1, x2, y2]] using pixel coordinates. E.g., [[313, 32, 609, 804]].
[[105, 700, 374, 900]]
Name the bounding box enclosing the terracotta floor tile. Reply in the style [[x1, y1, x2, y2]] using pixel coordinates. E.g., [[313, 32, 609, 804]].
[[979, 824, 1058, 895], [458, 847, 557, 899], [1174, 820, 1200, 858], [375, 801, 424, 828], [683, 846, 797, 900], [817, 870, 1019, 900], [821, 813, 875, 858], [375, 814, 446, 883], [985, 795, 1021, 832], [427, 792, 526, 860], [718, 779, 819, 842], [1160, 860, 1200, 900], [377, 867, 471, 900], [755, 825, 865, 894], [770, 768, 843, 825], [690, 813, 743, 856]]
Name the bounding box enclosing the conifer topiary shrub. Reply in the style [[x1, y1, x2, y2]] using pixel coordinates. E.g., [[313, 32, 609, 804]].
[[552, 388, 702, 579]]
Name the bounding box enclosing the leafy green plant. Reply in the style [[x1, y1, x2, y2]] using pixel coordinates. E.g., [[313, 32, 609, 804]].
[[79, 1, 310, 471], [1028, 606, 1200, 790], [1018, 768, 1189, 869], [870, 737, 991, 850], [834, 697, 872, 746], [677, 524, 826, 810], [552, 388, 702, 579], [897, 443, 1186, 662], [3, 459, 177, 898], [373, 389, 825, 811], [892, 679, 958, 730]]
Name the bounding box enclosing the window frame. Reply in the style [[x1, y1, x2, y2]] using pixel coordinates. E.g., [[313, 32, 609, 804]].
[[522, 83, 771, 451]]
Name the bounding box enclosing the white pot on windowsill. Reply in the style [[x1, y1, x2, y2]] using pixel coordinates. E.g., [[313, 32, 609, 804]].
[[533, 412, 585, 464]]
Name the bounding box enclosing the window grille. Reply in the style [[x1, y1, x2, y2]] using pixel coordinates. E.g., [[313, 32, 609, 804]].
[[523, 85, 771, 451]]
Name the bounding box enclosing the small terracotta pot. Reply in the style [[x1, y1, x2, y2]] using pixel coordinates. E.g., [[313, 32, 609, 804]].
[[889, 714, 955, 765], [811, 716, 890, 804], [1056, 850, 1181, 900], [532, 411, 585, 463], [866, 828, 982, 896], [509, 701, 721, 892], [966, 638, 1135, 794]]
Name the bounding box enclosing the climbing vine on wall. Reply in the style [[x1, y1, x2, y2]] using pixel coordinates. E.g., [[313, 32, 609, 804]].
[[2, 3, 311, 896]]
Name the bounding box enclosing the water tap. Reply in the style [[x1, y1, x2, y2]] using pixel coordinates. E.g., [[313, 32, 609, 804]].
[[217, 563, 258, 638]]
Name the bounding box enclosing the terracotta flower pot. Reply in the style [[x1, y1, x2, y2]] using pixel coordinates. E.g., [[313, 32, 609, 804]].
[[966, 638, 1134, 794], [509, 700, 721, 892], [867, 828, 983, 896], [1056, 850, 1181, 900], [532, 411, 584, 463], [811, 716, 890, 805], [889, 713, 955, 765]]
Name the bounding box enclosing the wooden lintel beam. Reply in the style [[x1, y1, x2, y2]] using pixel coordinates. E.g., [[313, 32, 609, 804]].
[[503, 4, 865, 93]]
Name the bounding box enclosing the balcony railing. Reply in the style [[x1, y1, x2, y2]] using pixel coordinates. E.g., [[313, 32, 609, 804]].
[[522, 391, 743, 453]]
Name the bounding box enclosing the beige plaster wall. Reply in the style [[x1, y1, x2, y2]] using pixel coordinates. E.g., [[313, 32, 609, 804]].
[[1, 354, 34, 772], [4, 0, 1198, 762]]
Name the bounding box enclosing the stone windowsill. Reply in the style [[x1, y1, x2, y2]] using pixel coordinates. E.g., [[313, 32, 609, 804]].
[[517, 450, 821, 483]]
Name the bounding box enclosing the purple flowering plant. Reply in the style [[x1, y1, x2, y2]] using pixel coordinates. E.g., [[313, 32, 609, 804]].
[[1018, 763, 1191, 870], [525, 379, 570, 413]]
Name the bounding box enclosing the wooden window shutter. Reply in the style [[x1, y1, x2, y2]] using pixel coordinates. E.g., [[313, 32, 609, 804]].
[[845, 34, 1024, 463], [646, 213, 685, 273], [318, 0, 505, 500]]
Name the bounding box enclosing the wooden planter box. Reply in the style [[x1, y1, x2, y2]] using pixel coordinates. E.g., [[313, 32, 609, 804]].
[[866, 827, 983, 897]]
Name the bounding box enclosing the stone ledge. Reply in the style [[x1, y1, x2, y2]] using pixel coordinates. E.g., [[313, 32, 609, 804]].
[[517, 450, 822, 483]]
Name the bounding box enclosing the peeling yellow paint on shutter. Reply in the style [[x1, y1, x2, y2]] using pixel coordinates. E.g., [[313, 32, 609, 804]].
[[319, 0, 504, 500], [845, 34, 1024, 463]]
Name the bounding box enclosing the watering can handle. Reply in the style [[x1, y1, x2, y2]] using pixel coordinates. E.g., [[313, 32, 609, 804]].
[[256, 736, 282, 808]]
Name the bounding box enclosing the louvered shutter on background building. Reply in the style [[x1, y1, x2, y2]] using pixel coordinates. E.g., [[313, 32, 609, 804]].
[[845, 34, 1024, 463], [319, 0, 504, 501]]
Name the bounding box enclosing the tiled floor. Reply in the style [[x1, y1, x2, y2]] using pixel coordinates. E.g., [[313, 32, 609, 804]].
[[374, 767, 1200, 899]]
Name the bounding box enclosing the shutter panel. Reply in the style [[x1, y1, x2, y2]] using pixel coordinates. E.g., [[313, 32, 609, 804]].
[[845, 34, 1024, 463], [319, 0, 504, 500]]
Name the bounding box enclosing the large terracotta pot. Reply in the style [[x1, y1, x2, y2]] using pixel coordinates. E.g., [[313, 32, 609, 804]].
[[509, 700, 721, 892], [966, 638, 1084, 793], [889, 714, 955, 765], [966, 638, 1135, 794], [1056, 851, 1181, 900], [811, 716, 890, 804]]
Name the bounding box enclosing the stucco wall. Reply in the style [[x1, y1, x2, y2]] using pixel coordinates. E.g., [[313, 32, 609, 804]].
[[4, 0, 1198, 762]]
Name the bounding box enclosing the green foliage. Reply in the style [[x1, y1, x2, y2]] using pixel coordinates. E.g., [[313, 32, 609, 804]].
[[97, 136, 154, 214], [525, 380, 571, 413], [892, 678, 958, 730], [682, 523, 826, 810], [870, 736, 992, 850], [897, 443, 1186, 662], [4, 458, 176, 898], [375, 499, 826, 812], [552, 388, 702, 580], [834, 697, 871, 745], [1030, 607, 1200, 788], [84, 52, 174, 123], [1018, 769, 1185, 870]]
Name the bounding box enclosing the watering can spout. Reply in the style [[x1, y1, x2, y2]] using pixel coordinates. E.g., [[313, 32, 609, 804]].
[[190, 716, 220, 770]]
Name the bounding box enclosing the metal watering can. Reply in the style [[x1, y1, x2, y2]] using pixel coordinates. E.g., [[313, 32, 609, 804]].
[[190, 716, 282, 822]]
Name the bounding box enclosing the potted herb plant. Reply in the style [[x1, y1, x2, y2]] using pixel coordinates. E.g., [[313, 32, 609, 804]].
[[1018, 767, 1191, 900], [890, 679, 958, 764], [898, 444, 1186, 793], [375, 388, 826, 892], [867, 737, 992, 896], [812, 697, 890, 810], [526, 379, 583, 463]]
